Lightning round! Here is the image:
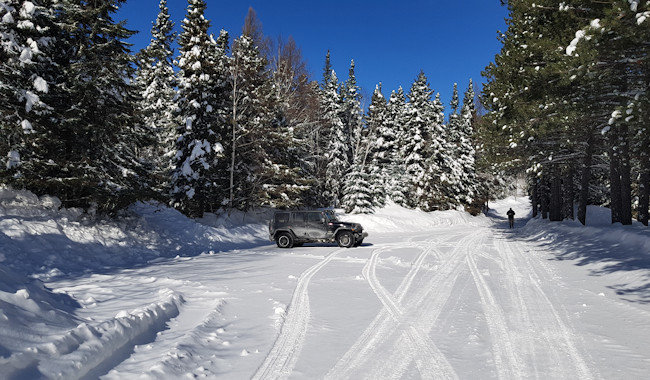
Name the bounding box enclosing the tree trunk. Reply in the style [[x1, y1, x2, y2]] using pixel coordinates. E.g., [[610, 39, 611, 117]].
[[564, 165, 574, 220], [639, 153, 649, 226], [541, 174, 549, 219], [619, 122, 632, 225], [578, 134, 593, 226], [550, 165, 563, 221], [609, 127, 622, 224], [229, 71, 238, 212], [531, 177, 538, 218]]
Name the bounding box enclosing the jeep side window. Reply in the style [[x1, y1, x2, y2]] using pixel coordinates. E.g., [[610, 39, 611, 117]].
[[275, 213, 290, 223], [293, 212, 306, 222], [307, 212, 322, 223]]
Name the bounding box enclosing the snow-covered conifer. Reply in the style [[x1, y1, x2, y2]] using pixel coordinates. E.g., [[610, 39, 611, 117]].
[[135, 0, 177, 198], [404, 72, 441, 209], [456, 79, 477, 204], [228, 34, 306, 210], [387, 87, 409, 206], [364, 84, 389, 207], [340, 60, 364, 163], [322, 70, 348, 207], [54, 0, 146, 212], [342, 163, 373, 214], [171, 0, 227, 216], [0, 0, 59, 185]]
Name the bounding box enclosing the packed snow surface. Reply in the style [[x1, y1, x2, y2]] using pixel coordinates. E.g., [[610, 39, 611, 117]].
[[1, 188, 649, 379]]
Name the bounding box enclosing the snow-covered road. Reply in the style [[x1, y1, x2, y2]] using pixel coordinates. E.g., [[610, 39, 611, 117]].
[[42, 219, 650, 379], [2, 192, 650, 379]]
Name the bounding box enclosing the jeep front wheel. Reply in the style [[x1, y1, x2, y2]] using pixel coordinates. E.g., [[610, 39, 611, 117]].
[[337, 231, 355, 248], [276, 232, 294, 248]]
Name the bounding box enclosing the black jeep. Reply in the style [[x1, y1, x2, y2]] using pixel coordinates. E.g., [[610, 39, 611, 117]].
[[269, 210, 368, 248]]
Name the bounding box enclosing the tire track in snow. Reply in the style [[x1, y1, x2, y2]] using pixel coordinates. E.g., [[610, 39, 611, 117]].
[[494, 235, 596, 379], [324, 241, 431, 379], [466, 243, 525, 379], [362, 246, 458, 380], [327, 231, 470, 379], [252, 248, 345, 380], [370, 232, 486, 380]]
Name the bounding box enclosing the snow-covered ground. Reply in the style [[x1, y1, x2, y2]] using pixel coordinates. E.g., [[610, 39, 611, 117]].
[[1, 187, 649, 379]]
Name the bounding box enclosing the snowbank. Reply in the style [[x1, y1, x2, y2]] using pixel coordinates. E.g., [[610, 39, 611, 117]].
[[0, 187, 269, 281], [519, 204, 650, 303], [339, 201, 489, 234]]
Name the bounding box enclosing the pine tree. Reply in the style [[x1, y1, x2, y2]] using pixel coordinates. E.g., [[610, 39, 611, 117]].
[[0, 0, 60, 186], [342, 163, 373, 214], [447, 83, 462, 147], [340, 60, 364, 164], [405, 71, 449, 210], [171, 0, 227, 216], [364, 84, 389, 207], [457, 79, 478, 204], [229, 34, 306, 210], [57, 0, 146, 212], [387, 87, 409, 206], [322, 70, 348, 207], [135, 0, 176, 199]]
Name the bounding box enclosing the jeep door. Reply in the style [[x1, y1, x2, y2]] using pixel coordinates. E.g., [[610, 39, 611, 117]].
[[291, 212, 309, 238], [305, 212, 328, 238]]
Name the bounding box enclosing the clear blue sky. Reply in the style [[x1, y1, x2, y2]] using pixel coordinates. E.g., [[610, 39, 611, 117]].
[[117, 0, 507, 110]]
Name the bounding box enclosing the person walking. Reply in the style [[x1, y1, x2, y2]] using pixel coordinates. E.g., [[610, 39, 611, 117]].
[[507, 208, 515, 228]]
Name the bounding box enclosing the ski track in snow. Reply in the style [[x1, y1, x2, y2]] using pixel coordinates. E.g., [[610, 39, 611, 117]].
[[252, 247, 346, 380], [466, 238, 526, 379], [490, 233, 597, 379]]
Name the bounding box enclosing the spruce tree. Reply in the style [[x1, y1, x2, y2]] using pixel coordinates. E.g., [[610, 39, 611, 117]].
[[342, 163, 373, 214], [57, 0, 145, 212], [364, 84, 389, 207], [135, 0, 176, 200], [171, 0, 227, 216], [340, 60, 364, 164], [322, 70, 348, 207], [457, 79, 478, 204], [387, 87, 409, 206], [229, 34, 306, 210], [405, 71, 448, 210], [0, 0, 60, 187]]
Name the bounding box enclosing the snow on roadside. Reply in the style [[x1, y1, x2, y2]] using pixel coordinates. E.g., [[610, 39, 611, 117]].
[[1, 289, 183, 379], [516, 201, 650, 303], [338, 201, 489, 234]]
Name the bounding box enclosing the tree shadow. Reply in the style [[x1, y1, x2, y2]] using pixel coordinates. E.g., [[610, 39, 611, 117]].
[[0, 212, 274, 283], [487, 211, 650, 304]]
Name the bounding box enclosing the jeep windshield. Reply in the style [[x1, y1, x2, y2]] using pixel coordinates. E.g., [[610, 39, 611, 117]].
[[323, 210, 338, 222]]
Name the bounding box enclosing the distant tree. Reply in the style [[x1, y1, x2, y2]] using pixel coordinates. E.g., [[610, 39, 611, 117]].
[[340, 60, 364, 164], [322, 69, 348, 207], [364, 84, 389, 207], [228, 34, 307, 210], [386, 87, 409, 206], [342, 162, 373, 214]]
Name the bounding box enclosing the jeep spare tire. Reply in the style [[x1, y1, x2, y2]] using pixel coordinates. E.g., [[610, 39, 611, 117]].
[[337, 231, 355, 248], [276, 232, 294, 248]]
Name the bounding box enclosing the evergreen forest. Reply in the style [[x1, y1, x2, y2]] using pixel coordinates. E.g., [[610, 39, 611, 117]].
[[1, 0, 648, 227]]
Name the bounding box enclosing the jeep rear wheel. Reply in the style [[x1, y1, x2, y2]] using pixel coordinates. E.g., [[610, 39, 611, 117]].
[[276, 232, 294, 248], [337, 231, 355, 248]]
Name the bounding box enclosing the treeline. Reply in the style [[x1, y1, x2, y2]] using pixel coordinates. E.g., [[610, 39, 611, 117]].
[[482, 0, 649, 226], [1, 0, 491, 216]]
